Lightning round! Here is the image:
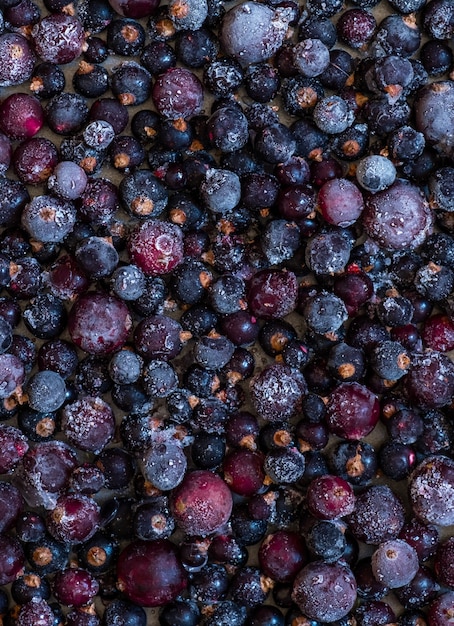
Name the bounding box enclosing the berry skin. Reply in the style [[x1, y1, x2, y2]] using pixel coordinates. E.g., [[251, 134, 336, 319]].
[[128, 220, 184, 276], [258, 530, 307, 583], [306, 474, 356, 520], [0, 33, 35, 87], [46, 494, 101, 545], [326, 382, 380, 440], [117, 539, 187, 607], [26, 370, 67, 413], [346, 484, 406, 544], [250, 363, 307, 423], [223, 449, 265, 496], [0, 535, 25, 585], [362, 179, 433, 250], [68, 292, 132, 356], [318, 178, 364, 227], [0, 93, 44, 140], [409, 455, 454, 527], [405, 351, 454, 408], [371, 539, 419, 588], [53, 568, 99, 607], [152, 67, 203, 120], [61, 396, 115, 454], [0, 425, 29, 474], [356, 155, 397, 193], [32, 14, 85, 65], [415, 80, 454, 160], [247, 269, 299, 319], [170, 470, 233, 536], [220, 2, 290, 67], [292, 561, 357, 623]]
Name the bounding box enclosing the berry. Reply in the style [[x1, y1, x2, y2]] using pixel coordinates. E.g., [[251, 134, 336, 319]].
[[371, 539, 419, 589], [117, 540, 187, 607], [346, 483, 405, 544], [250, 363, 307, 423], [170, 470, 233, 536], [292, 561, 357, 623], [326, 382, 380, 440], [220, 2, 290, 67], [68, 292, 132, 356], [152, 67, 203, 120], [258, 530, 307, 582], [306, 474, 356, 519], [409, 455, 454, 526], [31, 14, 85, 65], [362, 179, 433, 250]]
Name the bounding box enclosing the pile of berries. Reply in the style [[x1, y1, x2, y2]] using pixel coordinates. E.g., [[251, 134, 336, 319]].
[[0, 0, 454, 624]]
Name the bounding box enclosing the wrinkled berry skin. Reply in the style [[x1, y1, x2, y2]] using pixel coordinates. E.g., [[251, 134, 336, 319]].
[[31, 15, 86, 65], [117, 539, 187, 607]]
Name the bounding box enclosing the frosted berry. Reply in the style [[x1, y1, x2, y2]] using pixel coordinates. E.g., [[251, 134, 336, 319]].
[[170, 470, 233, 536], [409, 455, 454, 526], [292, 561, 357, 623], [68, 292, 132, 356], [128, 220, 184, 276]]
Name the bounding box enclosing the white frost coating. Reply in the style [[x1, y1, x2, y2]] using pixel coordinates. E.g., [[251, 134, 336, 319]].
[[363, 179, 433, 250], [200, 168, 241, 214], [409, 455, 454, 526], [220, 2, 290, 67], [31, 15, 85, 65], [0, 33, 35, 87]]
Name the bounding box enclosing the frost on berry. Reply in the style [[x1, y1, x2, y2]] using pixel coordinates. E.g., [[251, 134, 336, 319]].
[[409, 455, 454, 527]]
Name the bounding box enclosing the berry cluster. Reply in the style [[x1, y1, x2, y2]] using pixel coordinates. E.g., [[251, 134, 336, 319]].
[[0, 0, 453, 624]]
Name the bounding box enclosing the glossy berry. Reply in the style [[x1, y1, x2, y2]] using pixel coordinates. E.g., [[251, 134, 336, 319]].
[[68, 292, 132, 356], [307, 474, 356, 519], [117, 539, 187, 607], [0, 93, 44, 140], [53, 567, 99, 607], [326, 382, 380, 440], [223, 448, 265, 496], [46, 494, 100, 545], [258, 530, 307, 583]]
